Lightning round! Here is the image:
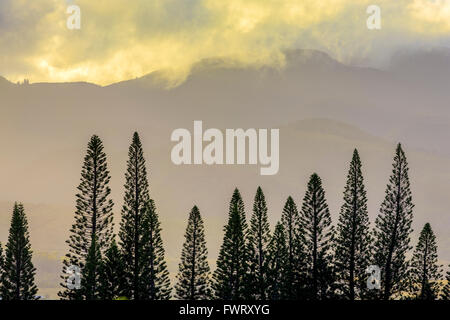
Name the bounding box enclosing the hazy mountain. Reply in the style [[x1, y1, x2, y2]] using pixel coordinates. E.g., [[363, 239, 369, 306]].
[[1, 49, 449, 298], [0, 76, 13, 88]]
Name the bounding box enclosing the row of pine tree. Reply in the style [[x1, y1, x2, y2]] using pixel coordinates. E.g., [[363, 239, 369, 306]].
[[0, 133, 449, 300]]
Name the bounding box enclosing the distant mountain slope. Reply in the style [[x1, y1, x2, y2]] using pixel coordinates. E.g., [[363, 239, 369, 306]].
[[0, 76, 14, 88], [390, 47, 450, 85]]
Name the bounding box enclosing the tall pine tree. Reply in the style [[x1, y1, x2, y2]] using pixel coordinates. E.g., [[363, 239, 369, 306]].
[[334, 149, 371, 300], [59, 135, 114, 300], [281, 196, 306, 299], [373, 143, 414, 300], [0, 203, 38, 300], [247, 187, 271, 299], [266, 223, 289, 300], [212, 188, 249, 300], [118, 132, 151, 300], [99, 240, 127, 300], [175, 206, 211, 300], [300, 173, 334, 300], [140, 200, 171, 300], [408, 223, 442, 300]]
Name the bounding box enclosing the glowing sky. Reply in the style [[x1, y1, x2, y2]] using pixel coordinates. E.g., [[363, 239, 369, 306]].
[[1, 0, 450, 85]]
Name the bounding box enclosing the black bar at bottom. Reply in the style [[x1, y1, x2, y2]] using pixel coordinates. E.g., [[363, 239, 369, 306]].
[[0, 300, 447, 319]]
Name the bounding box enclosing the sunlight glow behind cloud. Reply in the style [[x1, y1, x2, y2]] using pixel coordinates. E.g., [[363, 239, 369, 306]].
[[1, 0, 450, 85]]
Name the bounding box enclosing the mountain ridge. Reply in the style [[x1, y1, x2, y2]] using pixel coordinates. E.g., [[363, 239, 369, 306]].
[[0, 49, 379, 89], [2, 47, 450, 90]]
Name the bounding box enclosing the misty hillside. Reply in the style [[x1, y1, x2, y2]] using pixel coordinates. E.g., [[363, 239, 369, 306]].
[[3, 49, 450, 155], [1, 49, 449, 298]]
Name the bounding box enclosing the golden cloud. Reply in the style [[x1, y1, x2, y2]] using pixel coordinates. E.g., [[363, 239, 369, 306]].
[[0, 0, 449, 85]]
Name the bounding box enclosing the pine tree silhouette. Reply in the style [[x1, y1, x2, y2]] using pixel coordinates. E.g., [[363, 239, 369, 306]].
[[442, 267, 450, 300], [247, 187, 271, 299], [175, 206, 211, 300], [408, 223, 442, 300], [281, 196, 306, 299], [140, 200, 171, 300], [99, 240, 127, 300], [299, 174, 334, 300], [212, 188, 249, 299], [59, 135, 114, 300], [118, 132, 151, 300], [267, 222, 289, 300], [334, 149, 371, 300], [0, 243, 4, 295], [373, 143, 414, 300], [82, 236, 102, 300], [0, 203, 38, 300]]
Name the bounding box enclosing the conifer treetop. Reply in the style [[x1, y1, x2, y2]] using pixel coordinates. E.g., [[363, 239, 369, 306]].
[[1, 203, 38, 300], [408, 222, 442, 300], [175, 205, 211, 300], [373, 143, 414, 300], [212, 188, 249, 300]]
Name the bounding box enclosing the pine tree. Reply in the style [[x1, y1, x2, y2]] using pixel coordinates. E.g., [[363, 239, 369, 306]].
[[334, 149, 371, 300], [59, 135, 114, 300], [0, 203, 38, 300], [118, 132, 151, 300], [212, 188, 249, 300], [281, 196, 306, 299], [373, 143, 414, 300], [99, 240, 127, 300], [82, 236, 102, 300], [300, 173, 334, 300], [266, 223, 289, 300], [175, 206, 211, 300], [408, 223, 442, 300], [442, 267, 450, 300], [247, 187, 271, 299], [140, 200, 171, 300], [0, 243, 4, 295]]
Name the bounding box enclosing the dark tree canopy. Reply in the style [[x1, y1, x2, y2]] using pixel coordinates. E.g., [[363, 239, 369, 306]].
[[140, 200, 171, 300], [334, 149, 371, 300], [281, 196, 306, 299], [408, 223, 442, 300], [212, 188, 249, 300], [299, 173, 334, 300], [99, 239, 127, 300], [266, 223, 289, 300], [175, 206, 211, 300], [59, 135, 114, 300], [118, 132, 151, 300], [0, 243, 4, 292], [0, 203, 38, 300], [82, 236, 102, 300], [442, 268, 450, 300], [0, 243, 3, 284], [247, 187, 271, 299]]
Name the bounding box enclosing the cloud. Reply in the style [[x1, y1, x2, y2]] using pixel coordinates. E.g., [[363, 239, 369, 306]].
[[1, 0, 450, 85]]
